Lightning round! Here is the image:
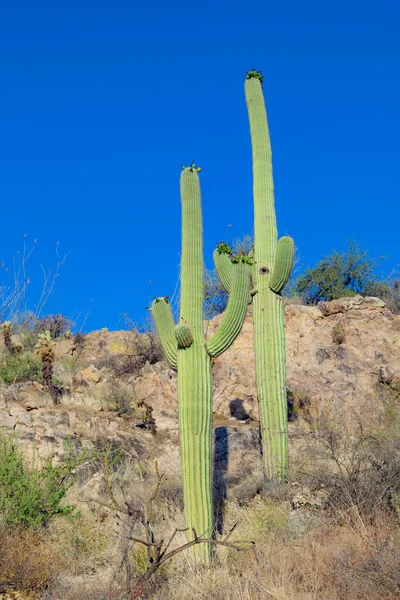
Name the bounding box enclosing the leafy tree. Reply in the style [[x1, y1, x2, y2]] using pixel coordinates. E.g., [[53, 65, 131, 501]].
[[294, 240, 388, 305]]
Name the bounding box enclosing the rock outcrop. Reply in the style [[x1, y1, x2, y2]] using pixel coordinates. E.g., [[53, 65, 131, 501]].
[[0, 296, 399, 503]]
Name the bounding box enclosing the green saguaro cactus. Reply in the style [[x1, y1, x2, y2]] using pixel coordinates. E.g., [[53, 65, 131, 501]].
[[245, 71, 295, 482], [151, 165, 251, 561]]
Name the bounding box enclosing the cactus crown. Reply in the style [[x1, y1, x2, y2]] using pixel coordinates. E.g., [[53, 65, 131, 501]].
[[231, 254, 254, 266], [36, 330, 52, 347], [245, 70, 264, 85], [153, 296, 169, 305], [216, 242, 232, 255], [181, 162, 202, 173]]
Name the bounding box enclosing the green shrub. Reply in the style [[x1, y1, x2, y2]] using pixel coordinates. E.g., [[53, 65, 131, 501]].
[[0, 433, 77, 528], [0, 352, 41, 384], [294, 240, 389, 305]]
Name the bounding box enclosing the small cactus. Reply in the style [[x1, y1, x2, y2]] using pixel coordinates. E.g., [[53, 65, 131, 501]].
[[36, 331, 57, 402], [2, 322, 20, 355]]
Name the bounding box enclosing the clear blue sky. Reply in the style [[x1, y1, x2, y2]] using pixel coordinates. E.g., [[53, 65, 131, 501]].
[[1, 1, 399, 331]]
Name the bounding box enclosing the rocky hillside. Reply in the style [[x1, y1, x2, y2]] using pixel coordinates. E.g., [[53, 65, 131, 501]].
[[0, 295, 399, 506]]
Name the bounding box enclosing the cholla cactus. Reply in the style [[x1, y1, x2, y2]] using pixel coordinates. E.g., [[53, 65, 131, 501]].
[[245, 71, 294, 481], [151, 166, 251, 561], [2, 321, 20, 354], [36, 331, 57, 401]]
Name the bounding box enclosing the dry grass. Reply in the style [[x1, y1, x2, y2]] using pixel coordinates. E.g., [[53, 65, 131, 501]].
[[0, 525, 53, 597], [2, 398, 399, 600], [1, 484, 399, 600], [147, 509, 399, 600], [48, 514, 116, 577]]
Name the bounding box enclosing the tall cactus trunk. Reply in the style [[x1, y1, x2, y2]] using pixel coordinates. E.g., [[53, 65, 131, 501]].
[[178, 348, 212, 558], [253, 287, 288, 480], [178, 170, 212, 561], [245, 73, 292, 482], [151, 165, 251, 562]]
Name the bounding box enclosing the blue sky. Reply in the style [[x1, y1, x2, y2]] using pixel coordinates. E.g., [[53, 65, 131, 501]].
[[1, 0, 399, 331]]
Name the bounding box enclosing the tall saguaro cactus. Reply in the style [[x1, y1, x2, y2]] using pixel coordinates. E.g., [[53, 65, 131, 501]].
[[151, 165, 250, 561], [245, 71, 295, 482]]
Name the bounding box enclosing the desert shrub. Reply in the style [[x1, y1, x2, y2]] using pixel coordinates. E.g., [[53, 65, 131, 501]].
[[326, 515, 400, 600], [49, 514, 112, 576], [0, 351, 41, 383], [34, 313, 72, 338], [376, 272, 400, 314], [137, 331, 164, 365], [0, 524, 53, 596], [0, 432, 78, 527], [287, 388, 312, 422], [302, 416, 400, 517], [11, 313, 73, 353], [294, 240, 389, 305], [99, 381, 135, 416], [58, 354, 80, 374], [331, 323, 346, 345], [226, 496, 288, 543], [73, 332, 86, 355], [98, 332, 164, 377]]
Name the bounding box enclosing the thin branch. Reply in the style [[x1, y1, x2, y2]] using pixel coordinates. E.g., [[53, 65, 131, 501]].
[[135, 528, 255, 586], [36, 244, 69, 316], [159, 527, 188, 560]]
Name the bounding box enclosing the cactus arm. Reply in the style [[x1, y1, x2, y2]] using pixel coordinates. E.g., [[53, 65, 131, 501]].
[[206, 260, 250, 358], [269, 236, 295, 293], [150, 298, 178, 370], [246, 73, 289, 481], [174, 323, 193, 348], [213, 247, 233, 293]]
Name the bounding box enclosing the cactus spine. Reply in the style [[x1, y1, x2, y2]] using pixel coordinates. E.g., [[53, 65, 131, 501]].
[[245, 71, 294, 482], [151, 166, 250, 561]]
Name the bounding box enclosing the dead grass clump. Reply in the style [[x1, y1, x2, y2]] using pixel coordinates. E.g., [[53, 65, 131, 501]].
[[225, 496, 289, 543], [53, 355, 80, 389], [331, 322, 346, 345], [283, 293, 305, 306], [0, 524, 53, 597], [42, 573, 117, 600], [148, 509, 400, 600], [326, 515, 400, 599], [287, 388, 312, 422], [97, 380, 136, 416], [48, 514, 115, 577]]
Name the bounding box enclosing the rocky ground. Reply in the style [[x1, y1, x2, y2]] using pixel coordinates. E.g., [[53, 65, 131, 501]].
[[1, 295, 399, 599], [0, 295, 399, 502]]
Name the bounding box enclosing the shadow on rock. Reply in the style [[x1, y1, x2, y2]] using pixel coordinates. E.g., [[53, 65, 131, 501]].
[[229, 399, 252, 421], [213, 426, 228, 536]]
